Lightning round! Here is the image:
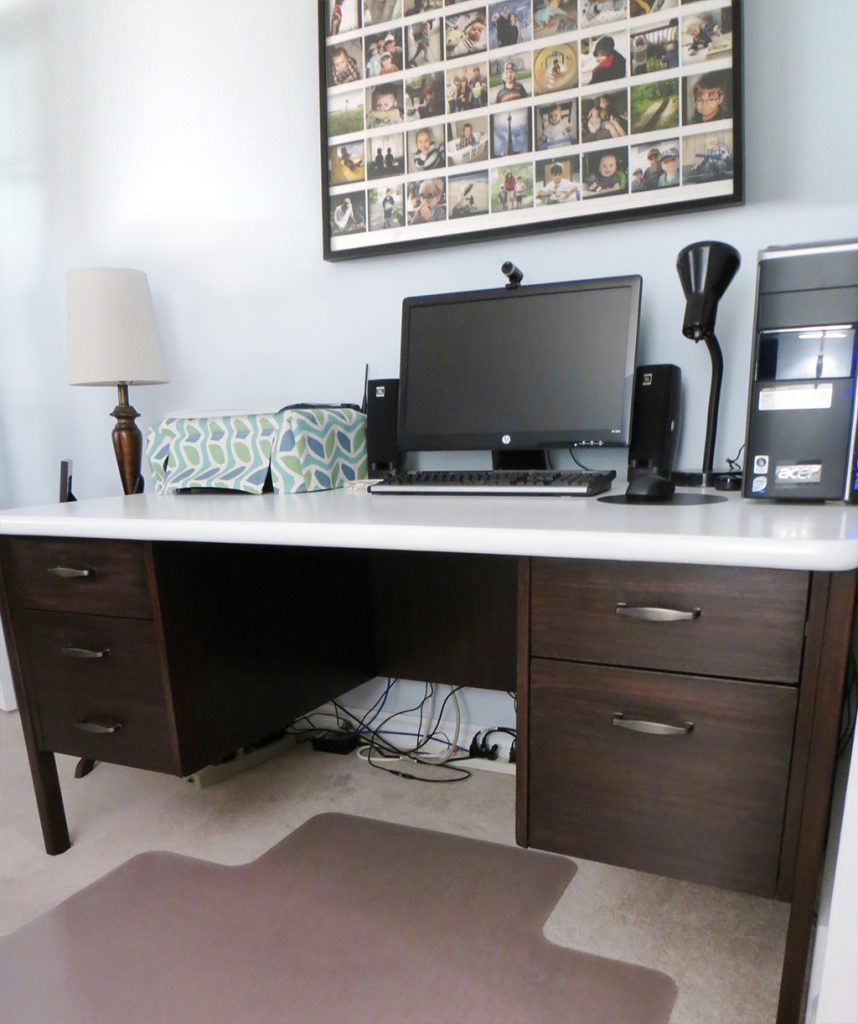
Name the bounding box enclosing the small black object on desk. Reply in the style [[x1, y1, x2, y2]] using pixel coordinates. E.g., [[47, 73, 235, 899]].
[[625, 472, 676, 502]]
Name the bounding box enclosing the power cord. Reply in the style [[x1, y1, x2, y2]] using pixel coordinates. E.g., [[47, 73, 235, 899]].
[[469, 727, 517, 763]]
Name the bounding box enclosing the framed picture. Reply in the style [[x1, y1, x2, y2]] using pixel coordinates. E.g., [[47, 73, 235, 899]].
[[319, 0, 742, 260]]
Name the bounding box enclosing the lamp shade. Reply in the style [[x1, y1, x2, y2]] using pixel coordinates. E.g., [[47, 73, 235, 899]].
[[67, 268, 168, 386], [676, 241, 740, 341]]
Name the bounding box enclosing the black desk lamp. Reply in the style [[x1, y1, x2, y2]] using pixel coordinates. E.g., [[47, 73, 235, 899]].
[[672, 240, 740, 487]]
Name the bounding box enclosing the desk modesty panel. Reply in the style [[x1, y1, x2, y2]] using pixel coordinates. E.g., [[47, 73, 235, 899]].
[[1, 489, 856, 570]]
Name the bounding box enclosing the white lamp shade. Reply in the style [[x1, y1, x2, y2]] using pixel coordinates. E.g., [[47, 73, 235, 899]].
[[67, 268, 169, 386]]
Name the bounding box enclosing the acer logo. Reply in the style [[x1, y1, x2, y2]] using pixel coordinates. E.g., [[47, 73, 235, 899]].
[[776, 464, 821, 483]]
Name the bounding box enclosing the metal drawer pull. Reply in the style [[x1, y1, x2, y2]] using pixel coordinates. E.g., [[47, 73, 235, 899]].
[[62, 646, 110, 659], [47, 566, 93, 579], [615, 603, 701, 622], [75, 717, 123, 735], [613, 713, 694, 736]]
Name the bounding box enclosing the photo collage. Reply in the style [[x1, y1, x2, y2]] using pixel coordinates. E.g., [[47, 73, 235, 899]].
[[323, 0, 738, 253]]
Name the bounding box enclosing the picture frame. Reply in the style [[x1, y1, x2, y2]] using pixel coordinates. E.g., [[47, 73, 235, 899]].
[[319, 0, 743, 261]]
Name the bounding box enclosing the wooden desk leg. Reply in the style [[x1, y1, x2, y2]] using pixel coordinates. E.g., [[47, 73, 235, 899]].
[[0, 564, 71, 856], [23, 746, 71, 856], [777, 571, 856, 1024]]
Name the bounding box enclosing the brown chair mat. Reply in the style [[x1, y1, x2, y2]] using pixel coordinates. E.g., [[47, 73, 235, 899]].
[[1, 813, 677, 1023]]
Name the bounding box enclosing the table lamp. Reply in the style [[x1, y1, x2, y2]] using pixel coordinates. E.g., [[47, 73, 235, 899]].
[[67, 268, 168, 495], [672, 240, 740, 487]]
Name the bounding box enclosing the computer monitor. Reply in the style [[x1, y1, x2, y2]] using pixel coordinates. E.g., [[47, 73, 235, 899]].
[[398, 275, 642, 468]]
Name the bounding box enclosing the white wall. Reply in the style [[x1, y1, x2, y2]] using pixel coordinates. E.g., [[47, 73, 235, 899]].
[[0, 0, 856, 1009]]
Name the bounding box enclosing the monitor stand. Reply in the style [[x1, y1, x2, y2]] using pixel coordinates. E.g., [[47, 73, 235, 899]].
[[492, 449, 549, 471]]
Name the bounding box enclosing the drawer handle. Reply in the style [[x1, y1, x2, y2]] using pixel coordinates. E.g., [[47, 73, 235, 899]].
[[62, 646, 110, 659], [615, 603, 701, 622], [75, 717, 123, 735], [612, 713, 694, 736], [47, 566, 94, 579]]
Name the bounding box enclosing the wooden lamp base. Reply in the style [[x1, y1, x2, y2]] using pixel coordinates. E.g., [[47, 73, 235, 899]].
[[110, 383, 144, 495]]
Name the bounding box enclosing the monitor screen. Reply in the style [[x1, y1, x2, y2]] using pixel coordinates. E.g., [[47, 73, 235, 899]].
[[398, 275, 642, 453]]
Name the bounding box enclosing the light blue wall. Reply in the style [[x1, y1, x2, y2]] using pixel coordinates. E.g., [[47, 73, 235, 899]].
[[1, 0, 856, 507]]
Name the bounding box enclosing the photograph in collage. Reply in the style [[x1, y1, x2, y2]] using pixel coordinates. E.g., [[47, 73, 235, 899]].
[[369, 183, 405, 229], [404, 0, 442, 13], [405, 72, 445, 119], [630, 79, 678, 133], [533, 43, 578, 93], [446, 64, 490, 113], [367, 133, 406, 178], [330, 191, 367, 234], [629, 20, 679, 75], [328, 0, 361, 36], [363, 0, 402, 28], [491, 107, 533, 158], [581, 90, 628, 142], [535, 156, 580, 204], [680, 7, 733, 64], [580, 31, 628, 85], [448, 117, 491, 165], [327, 39, 363, 86], [329, 140, 366, 186], [366, 81, 404, 128], [445, 9, 489, 59], [407, 124, 446, 171], [328, 89, 365, 137], [406, 17, 442, 67], [407, 177, 447, 223], [630, 139, 680, 191], [491, 163, 534, 212], [580, 0, 628, 31], [534, 98, 577, 149], [533, 0, 577, 38], [630, 0, 677, 16], [488, 0, 534, 48], [682, 130, 734, 184], [582, 147, 628, 196], [490, 52, 533, 102], [449, 171, 491, 218], [320, 0, 741, 257], [683, 69, 732, 125], [365, 28, 404, 77]]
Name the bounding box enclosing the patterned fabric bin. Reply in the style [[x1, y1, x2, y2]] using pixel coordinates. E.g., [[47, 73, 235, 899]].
[[146, 408, 367, 494]]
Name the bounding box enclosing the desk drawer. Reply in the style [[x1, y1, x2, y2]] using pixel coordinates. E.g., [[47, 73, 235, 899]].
[[3, 537, 152, 618], [530, 559, 809, 683], [527, 658, 796, 896], [18, 611, 176, 772]]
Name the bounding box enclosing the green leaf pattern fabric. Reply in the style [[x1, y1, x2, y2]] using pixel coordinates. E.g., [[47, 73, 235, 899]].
[[145, 408, 367, 495]]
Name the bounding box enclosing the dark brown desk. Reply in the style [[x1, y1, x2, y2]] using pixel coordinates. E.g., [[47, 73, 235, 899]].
[[1, 490, 856, 1024]]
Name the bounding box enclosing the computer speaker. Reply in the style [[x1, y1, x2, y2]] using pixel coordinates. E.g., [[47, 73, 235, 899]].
[[628, 364, 681, 481], [366, 378, 400, 473]]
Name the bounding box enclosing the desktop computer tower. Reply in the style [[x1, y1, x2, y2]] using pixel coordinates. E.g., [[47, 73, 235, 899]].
[[743, 240, 858, 502], [366, 378, 400, 473], [627, 364, 681, 481]]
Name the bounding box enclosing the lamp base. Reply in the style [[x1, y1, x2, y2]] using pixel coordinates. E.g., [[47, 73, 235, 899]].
[[111, 384, 144, 496], [671, 470, 721, 488]]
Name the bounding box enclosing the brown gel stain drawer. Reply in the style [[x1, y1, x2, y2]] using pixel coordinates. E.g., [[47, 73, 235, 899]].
[[530, 559, 809, 683], [36, 691, 176, 773], [527, 658, 797, 897], [3, 537, 152, 619], [16, 610, 177, 773]]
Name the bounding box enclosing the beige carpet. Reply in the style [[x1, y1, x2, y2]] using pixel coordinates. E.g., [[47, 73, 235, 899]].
[[1, 813, 678, 1024], [0, 710, 789, 1023]]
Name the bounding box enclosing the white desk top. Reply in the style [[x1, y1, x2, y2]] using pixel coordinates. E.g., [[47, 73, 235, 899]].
[[2, 489, 857, 572]]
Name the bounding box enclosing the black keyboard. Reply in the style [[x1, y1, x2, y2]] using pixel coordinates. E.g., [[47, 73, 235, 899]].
[[369, 469, 615, 496]]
